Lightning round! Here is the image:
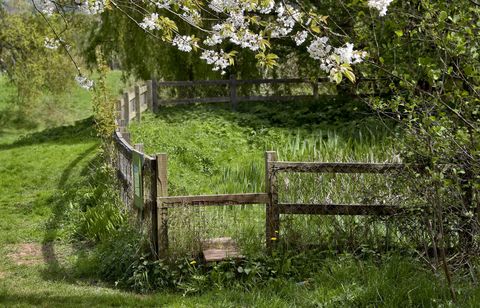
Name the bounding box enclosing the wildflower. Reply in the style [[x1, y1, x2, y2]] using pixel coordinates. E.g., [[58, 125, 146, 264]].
[[190, 260, 197, 265], [271, 237, 277, 241]]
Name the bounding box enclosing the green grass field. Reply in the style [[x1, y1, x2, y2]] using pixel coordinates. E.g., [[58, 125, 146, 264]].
[[1, 73, 479, 307]]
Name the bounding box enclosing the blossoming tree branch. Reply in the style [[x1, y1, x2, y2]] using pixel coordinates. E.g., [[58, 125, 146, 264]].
[[37, 0, 394, 87]]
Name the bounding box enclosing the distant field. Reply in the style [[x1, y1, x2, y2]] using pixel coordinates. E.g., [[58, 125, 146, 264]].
[[0, 71, 124, 130]]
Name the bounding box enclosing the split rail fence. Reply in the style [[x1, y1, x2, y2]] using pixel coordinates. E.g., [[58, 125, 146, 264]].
[[113, 78, 415, 259]]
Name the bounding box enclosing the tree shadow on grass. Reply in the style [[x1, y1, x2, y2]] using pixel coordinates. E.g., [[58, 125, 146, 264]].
[[41, 152, 102, 282], [0, 117, 97, 151], [151, 96, 373, 131]]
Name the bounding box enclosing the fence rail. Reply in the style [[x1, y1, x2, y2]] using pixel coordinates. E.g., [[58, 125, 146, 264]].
[[112, 78, 419, 259]]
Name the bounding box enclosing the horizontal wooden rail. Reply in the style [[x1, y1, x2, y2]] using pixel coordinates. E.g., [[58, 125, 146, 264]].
[[278, 204, 403, 216], [158, 80, 230, 87], [113, 131, 155, 162], [158, 193, 268, 207], [156, 77, 333, 88], [272, 162, 411, 174], [158, 95, 318, 106], [159, 96, 230, 105]]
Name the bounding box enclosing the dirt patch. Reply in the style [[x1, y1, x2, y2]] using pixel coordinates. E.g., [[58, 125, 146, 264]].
[[0, 271, 7, 279], [7, 243, 59, 266]]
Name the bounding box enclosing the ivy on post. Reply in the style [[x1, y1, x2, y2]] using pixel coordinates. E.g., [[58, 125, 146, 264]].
[[265, 151, 279, 252]]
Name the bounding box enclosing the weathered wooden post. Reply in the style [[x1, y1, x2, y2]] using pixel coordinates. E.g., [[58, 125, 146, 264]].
[[229, 74, 238, 111], [115, 99, 122, 128], [312, 80, 319, 99], [156, 153, 168, 258], [265, 151, 279, 251], [152, 79, 159, 114], [134, 144, 144, 215], [135, 85, 141, 123], [123, 91, 130, 126], [146, 80, 154, 112]]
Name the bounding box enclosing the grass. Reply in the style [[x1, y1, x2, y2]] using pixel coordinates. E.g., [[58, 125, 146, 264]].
[[0, 73, 479, 306], [127, 103, 410, 256]]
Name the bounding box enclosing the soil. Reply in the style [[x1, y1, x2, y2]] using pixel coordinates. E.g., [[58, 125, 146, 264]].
[[7, 243, 58, 266]]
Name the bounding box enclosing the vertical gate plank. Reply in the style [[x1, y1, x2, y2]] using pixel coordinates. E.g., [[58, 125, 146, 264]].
[[156, 153, 168, 258], [265, 151, 279, 251]]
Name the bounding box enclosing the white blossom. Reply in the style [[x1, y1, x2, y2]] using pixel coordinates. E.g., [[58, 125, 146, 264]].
[[204, 33, 223, 46], [40, 0, 56, 16], [335, 43, 367, 64], [367, 0, 394, 17], [208, 0, 237, 13], [153, 0, 171, 9], [44, 37, 60, 50], [140, 13, 159, 31], [230, 30, 263, 51], [181, 7, 201, 25], [293, 30, 308, 46], [271, 5, 300, 38], [172, 35, 198, 52], [200, 49, 230, 74], [228, 10, 246, 28], [85, 0, 105, 14], [75, 75, 94, 90], [307, 36, 332, 60], [258, 0, 275, 14]]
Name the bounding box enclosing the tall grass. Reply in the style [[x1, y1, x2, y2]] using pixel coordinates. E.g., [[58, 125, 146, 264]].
[[129, 103, 408, 257]]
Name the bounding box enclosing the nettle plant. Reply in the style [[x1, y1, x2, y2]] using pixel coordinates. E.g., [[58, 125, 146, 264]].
[[37, 0, 393, 86]]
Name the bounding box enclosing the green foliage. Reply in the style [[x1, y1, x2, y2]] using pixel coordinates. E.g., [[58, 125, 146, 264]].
[[0, 9, 95, 127]]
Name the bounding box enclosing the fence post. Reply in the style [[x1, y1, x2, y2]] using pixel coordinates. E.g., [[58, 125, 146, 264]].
[[229, 74, 238, 111], [152, 79, 159, 114], [135, 85, 141, 123], [265, 151, 279, 252], [312, 80, 319, 99], [146, 80, 153, 112], [134, 144, 144, 217], [156, 153, 168, 258], [116, 99, 122, 128], [123, 91, 130, 126]]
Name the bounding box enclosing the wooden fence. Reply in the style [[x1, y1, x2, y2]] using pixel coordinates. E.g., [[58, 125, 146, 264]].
[[113, 76, 326, 122], [113, 79, 413, 259]]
